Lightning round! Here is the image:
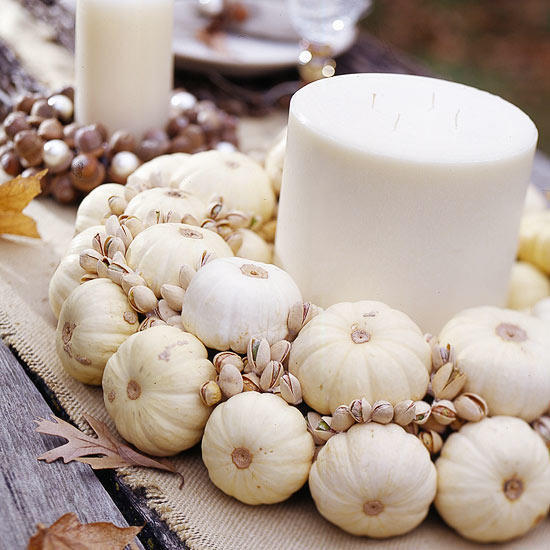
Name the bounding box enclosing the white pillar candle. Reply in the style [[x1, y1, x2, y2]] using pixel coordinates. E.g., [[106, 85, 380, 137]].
[[75, 0, 174, 137], [275, 73, 538, 332]]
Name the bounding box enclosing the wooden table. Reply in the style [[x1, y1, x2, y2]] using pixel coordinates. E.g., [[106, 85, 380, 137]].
[[1, 1, 549, 548]]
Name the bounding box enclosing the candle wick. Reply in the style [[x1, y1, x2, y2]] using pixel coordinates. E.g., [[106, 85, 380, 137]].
[[393, 112, 401, 131], [371, 93, 377, 109], [454, 109, 460, 130], [429, 92, 435, 111]]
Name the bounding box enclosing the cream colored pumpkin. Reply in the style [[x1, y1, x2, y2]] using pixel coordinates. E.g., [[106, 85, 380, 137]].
[[438, 306, 550, 421], [126, 153, 190, 197], [48, 254, 85, 319], [182, 257, 302, 353], [264, 129, 286, 195], [523, 183, 547, 215], [65, 225, 107, 257], [74, 183, 126, 234], [310, 422, 436, 537], [289, 301, 431, 415], [124, 187, 205, 222], [172, 150, 275, 225], [56, 278, 139, 385], [533, 297, 550, 322], [201, 392, 314, 505], [436, 416, 550, 543], [233, 228, 273, 263], [518, 211, 550, 275], [507, 261, 550, 310], [102, 326, 216, 456], [125, 223, 233, 296]]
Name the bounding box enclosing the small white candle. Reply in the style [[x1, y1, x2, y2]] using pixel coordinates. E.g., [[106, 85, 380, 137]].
[[75, 0, 174, 137], [275, 74, 538, 332]]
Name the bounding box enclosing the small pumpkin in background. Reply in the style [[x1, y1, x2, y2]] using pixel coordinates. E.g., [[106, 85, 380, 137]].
[[172, 150, 276, 227], [56, 278, 139, 385], [48, 254, 85, 319], [438, 306, 550, 422], [125, 153, 190, 198], [532, 297, 550, 323], [201, 392, 314, 505], [264, 129, 286, 196], [123, 187, 205, 223], [507, 261, 550, 311], [103, 326, 217, 457], [518, 210, 550, 275], [523, 183, 547, 215], [230, 228, 273, 263], [436, 416, 550, 543], [289, 301, 431, 415], [182, 257, 302, 353], [125, 223, 233, 296], [74, 183, 126, 234], [309, 422, 436, 538]]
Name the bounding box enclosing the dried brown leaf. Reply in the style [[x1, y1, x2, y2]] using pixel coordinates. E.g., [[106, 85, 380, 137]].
[[35, 414, 184, 486], [27, 512, 142, 550], [0, 170, 45, 238]]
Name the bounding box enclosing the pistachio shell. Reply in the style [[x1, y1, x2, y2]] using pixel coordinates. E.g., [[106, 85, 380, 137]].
[[393, 399, 416, 426], [431, 362, 466, 400], [200, 380, 222, 407], [330, 405, 355, 432], [259, 360, 283, 391], [371, 400, 393, 424], [128, 284, 158, 314], [431, 399, 457, 425], [218, 364, 243, 398], [453, 392, 488, 422], [279, 372, 302, 405]]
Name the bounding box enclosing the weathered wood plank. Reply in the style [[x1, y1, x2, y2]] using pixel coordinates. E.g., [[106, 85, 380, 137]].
[[0, 340, 144, 550], [6, 343, 188, 550]]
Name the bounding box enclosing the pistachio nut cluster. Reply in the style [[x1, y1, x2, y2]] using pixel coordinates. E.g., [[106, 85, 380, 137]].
[[199, 336, 301, 407]]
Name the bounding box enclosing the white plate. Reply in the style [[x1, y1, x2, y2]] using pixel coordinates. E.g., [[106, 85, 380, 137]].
[[174, 1, 357, 75]]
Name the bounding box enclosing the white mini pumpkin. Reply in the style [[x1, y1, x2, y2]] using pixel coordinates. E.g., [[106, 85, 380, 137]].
[[309, 422, 436, 537], [125, 223, 233, 296], [172, 150, 275, 225], [56, 278, 139, 385], [126, 153, 190, 196], [436, 416, 550, 543], [201, 392, 314, 505], [74, 183, 126, 234], [232, 228, 273, 263], [264, 129, 286, 195], [289, 301, 431, 415], [124, 187, 205, 222], [507, 261, 550, 310], [182, 257, 302, 352], [518, 211, 550, 275], [102, 326, 216, 456], [48, 254, 85, 319], [438, 306, 550, 422], [65, 225, 106, 257], [523, 183, 547, 215], [532, 297, 550, 322]]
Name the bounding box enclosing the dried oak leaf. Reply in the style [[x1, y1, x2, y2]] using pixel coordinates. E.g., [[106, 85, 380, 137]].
[[27, 512, 142, 550], [35, 414, 184, 487], [0, 170, 46, 238]]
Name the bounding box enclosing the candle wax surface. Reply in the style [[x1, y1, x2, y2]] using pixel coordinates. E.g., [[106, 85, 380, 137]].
[[275, 74, 537, 333]]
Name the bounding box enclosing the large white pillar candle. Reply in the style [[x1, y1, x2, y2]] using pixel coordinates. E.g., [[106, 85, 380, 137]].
[[275, 74, 538, 332], [75, 0, 174, 137]]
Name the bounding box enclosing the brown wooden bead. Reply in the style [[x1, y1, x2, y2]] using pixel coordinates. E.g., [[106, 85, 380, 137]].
[[136, 138, 169, 162], [169, 134, 194, 154], [3, 111, 30, 139], [108, 130, 135, 154], [38, 118, 64, 141], [74, 125, 105, 156], [54, 86, 75, 102], [51, 172, 77, 203], [30, 99, 55, 120], [71, 153, 105, 192], [167, 115, 190, 137], [197, 109, 224, 136], [108, 151, 140, 184], [63, 122, 81, 148], [0, 142, 14, 157], [14, 94, 39, 114], [1, 151, 21, 176], [180, 124, 206, 150], [14, 130, 44, 167]]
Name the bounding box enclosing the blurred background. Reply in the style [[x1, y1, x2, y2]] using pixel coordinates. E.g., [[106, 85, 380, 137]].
[[363, 0, 550, 153]]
